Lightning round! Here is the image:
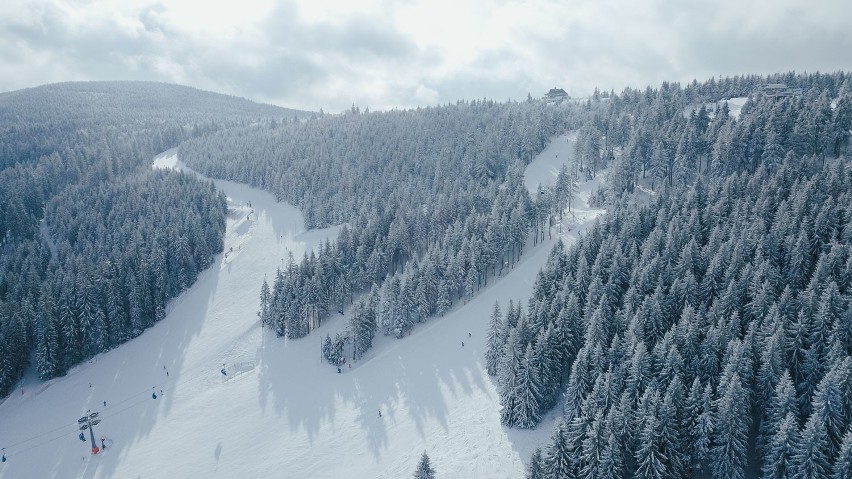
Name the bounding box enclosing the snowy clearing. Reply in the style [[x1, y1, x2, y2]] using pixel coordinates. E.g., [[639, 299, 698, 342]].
[[0, 138, 605, 479], [725, 96, 749, 120], [523, 131, 577, 198]]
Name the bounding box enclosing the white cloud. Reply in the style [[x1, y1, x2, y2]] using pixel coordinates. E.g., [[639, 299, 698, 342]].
[[414, 84, 439, 104], [0, 0, 850, 112]]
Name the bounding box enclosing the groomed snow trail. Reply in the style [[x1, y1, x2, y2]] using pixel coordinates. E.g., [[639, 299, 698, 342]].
[[0, 136, 604, 479]]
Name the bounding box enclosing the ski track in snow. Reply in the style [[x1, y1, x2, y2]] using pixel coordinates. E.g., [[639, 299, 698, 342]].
[[0, 137, 605, 479]]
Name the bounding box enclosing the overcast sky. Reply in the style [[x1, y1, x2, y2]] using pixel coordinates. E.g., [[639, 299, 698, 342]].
[[1, 0, 850, 112]]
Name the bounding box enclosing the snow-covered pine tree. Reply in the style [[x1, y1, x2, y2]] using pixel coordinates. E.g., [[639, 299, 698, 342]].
[[513, 344, 543, 428], [760, 370, 799, 460], [711, 372, 749, 479], [351, 299, 376, 360], [834, 428, 852, 479], [635, 412, 666, 479], [413, 451, 435, 479], [259, 278, 270, 326], [544, 421, 573, 478], [485, 302, 505, 376], [810, 362, 849, 463], [498, 326, 523, 426], [792, 413, 831, 479], [761, 411, 799, 479], [526, 448, 545, 479], [579, 410, 606, 479]]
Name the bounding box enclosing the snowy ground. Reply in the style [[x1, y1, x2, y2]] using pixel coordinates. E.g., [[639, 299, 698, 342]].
[[523, 131, 577, 198], [684, 96, 749, 121], [0, 139, 605, 479], [725, 96, 749, 120]]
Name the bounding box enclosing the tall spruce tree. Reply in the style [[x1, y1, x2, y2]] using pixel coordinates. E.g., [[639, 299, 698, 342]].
[[413, 451, 435, 479]]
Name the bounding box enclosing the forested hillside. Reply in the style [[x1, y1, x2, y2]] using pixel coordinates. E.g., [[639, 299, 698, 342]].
[[180, 101, 577, 352], [0, 82, 302, 396], [572, 72, 851, 200], [512, 160, 852, 478], [481, 72, 852, 479]]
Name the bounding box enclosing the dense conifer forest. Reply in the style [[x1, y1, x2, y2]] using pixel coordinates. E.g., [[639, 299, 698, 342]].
[[489, 71, 852, 478], [0, 82, 301, 395], [3, 71, 852, 479], [180, 100, 576, 350], [506, 161, 852, 478]]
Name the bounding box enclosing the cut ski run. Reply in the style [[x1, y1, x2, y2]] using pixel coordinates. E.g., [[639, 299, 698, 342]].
[[0, 133, 604, 479]]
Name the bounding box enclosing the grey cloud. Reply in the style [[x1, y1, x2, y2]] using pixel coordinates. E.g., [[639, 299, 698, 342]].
[[205, 51, 325, 101], [0, 2, 176, 79], [259, 4, 420, 67], [1, 0, 851, 111]]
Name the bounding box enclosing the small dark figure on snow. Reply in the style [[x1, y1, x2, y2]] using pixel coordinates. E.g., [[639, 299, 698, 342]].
[[166, 371, 169, 377], [461, 341, 464, 347], [100, 437, 106, 450], [468, 332, 471, 337], [152, 387, 157, 400], [103, 400, 107, 407], [337, 367, 342, 374], [221, 367, 227, 376], [378, 410, 382, 418]]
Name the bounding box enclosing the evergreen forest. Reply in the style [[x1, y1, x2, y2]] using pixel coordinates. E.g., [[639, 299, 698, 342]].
[[0, 81, 302, 395], [2, 71, 852, 479]]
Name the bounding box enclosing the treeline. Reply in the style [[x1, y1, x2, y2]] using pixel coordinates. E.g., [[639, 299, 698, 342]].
[[184, 100, 575, 348], [0, 81, 299, 170], [31, 171, 225, 377], [571, 71, 852, 198], [0, 82, 298, 396], [489, 158, 852, 478], [179, 100, 569, 228], [274, 165, 533, 360]]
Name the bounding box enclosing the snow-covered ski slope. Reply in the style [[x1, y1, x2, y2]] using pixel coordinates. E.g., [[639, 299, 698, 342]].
[[0, 135, 604, 478]]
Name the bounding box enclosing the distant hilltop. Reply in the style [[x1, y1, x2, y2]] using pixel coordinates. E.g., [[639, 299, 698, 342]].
[[0, 81, 312, 122]]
